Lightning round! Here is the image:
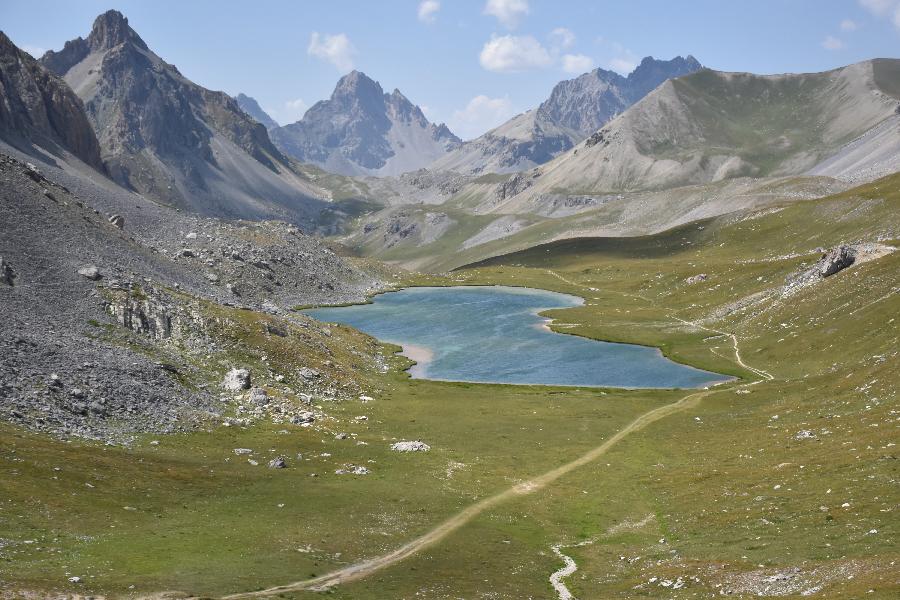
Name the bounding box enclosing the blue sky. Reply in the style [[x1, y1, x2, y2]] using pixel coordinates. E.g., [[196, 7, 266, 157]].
[[2, 0, 899, 139]]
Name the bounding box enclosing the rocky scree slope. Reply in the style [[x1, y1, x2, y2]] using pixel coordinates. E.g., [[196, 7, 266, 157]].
[[39, 10, 330, 224], [0, 31, 103, 170], [271, 70, 461, 177], [431, 56, 702, 174], [0, 150, 384, 443]]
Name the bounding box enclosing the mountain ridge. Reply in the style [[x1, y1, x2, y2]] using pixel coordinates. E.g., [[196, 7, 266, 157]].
[[39, 10, 329, 224], [271, 70, 461, 177], [0, 31, 104, 171], [430, 55, 702, 174]]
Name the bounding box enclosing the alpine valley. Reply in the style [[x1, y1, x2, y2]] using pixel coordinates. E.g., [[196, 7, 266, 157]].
[[0, 6, 898, 600]]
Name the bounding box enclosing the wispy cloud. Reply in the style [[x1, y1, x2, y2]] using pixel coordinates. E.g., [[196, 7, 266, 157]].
[[484, 0, 530, 29], [307, 32, 356, 72], [561, 53, 594, 74], [822, 35, 846, 50], [418, 1, 440, 24], [479, 34, 553, 72], [858, 0, 900, 30], [450, 94, 517, 139], [549, 27, 576, 50], [840, 19, 859, 31]]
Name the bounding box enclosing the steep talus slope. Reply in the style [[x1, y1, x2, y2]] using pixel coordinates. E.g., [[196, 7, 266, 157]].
[[235, 93, 279, 131], [0, 147, 382, 441], [431, 56, 702, 174], [0, 31, 103, 170], [39, 10, 330, 224], [271, 70, 461, 177], [491, 60, 900, 213]]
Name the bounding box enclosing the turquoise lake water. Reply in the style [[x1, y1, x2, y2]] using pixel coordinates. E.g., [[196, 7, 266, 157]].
[[304, 286, 731, 389]]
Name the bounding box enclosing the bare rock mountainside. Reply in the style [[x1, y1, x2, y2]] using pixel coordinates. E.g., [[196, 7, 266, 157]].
[[0, 31, 103, 170], [0, 149, 382, 442], [235, 92, 280, 131], [431, 55, 702, 174], [271, 70, 462, 177], [39, 10, 329, 223], [490, 59, 900, 213]]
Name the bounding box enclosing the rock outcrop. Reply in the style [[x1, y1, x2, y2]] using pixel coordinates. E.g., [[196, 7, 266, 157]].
[[0, 32, 103, 170], [819, 245, 856, 277]]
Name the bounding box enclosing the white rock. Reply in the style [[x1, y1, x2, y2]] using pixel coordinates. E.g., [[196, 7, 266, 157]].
[[223, 368, 251, 391], [391, 440, 431, 453]]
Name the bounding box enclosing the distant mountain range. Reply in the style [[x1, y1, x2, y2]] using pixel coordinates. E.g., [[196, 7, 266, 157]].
[[492, 58, 900, 213], [1, 8, 898, 261], [270, 70, 462, 177], [430, 56, 703, 174], [37, 10, 327, 222]]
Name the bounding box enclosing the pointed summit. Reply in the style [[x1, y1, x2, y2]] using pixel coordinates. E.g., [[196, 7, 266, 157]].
[[333, 70, 383, 101], [87, 10, 147, 51], [271, 72, 460, 176]]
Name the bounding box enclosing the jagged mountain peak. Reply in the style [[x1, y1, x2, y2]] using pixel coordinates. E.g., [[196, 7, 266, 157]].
[[34, 10, 327, 222], [87, 9, 147, 52], [272, 72, 460, 176], [431, 54, 703, 174], [333, 70, 383, 100]]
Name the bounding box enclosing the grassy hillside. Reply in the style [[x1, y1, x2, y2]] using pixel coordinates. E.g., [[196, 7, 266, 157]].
[[2, 175, 897, 598]]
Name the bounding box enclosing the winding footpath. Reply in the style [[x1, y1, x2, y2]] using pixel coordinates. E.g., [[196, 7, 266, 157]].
[[549, 540, 595, 600], [220, 271, 772, 599]]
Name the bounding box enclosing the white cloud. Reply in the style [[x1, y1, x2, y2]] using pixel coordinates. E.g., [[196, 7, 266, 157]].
[[266, 98, 309, 125], [21, 44, 46, 57], [858, 0, 900, 30], [484, 0, 530, 29], [418, 1, 440, 24], [479, 34, 552, 72], [859, 0, 894, 15], [450, 95, 516, 139], [561, 53, 594, 74], [822, 35, 846, 50], [840, 19, 859, 31], [284, 98, 308, 122], [607, 57, 637, 74], [549, 27, 576, 50], [307, 32, 356, 72]]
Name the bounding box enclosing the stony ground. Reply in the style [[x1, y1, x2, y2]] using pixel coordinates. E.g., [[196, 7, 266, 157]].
[[0, 149, 386, 442]]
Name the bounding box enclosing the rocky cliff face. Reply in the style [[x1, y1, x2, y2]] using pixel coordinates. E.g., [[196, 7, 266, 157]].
[[0, 32, 103, 170], [271, 70, 461, 177], [431, 56, 702, 174], [235, 93, 279, 131], [39, 10, 328, 223]]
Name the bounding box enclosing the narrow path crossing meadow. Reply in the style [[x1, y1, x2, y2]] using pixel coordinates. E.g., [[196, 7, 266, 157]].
[[219, 271, 772, 599]]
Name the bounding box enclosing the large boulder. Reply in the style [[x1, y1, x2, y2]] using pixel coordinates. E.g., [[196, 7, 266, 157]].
[[222, 368, 251, 391], [391, 440, 431, 452], [819, 245, 856, 277], [267, 456, 287, 469], [77, 265, 101, 280]]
